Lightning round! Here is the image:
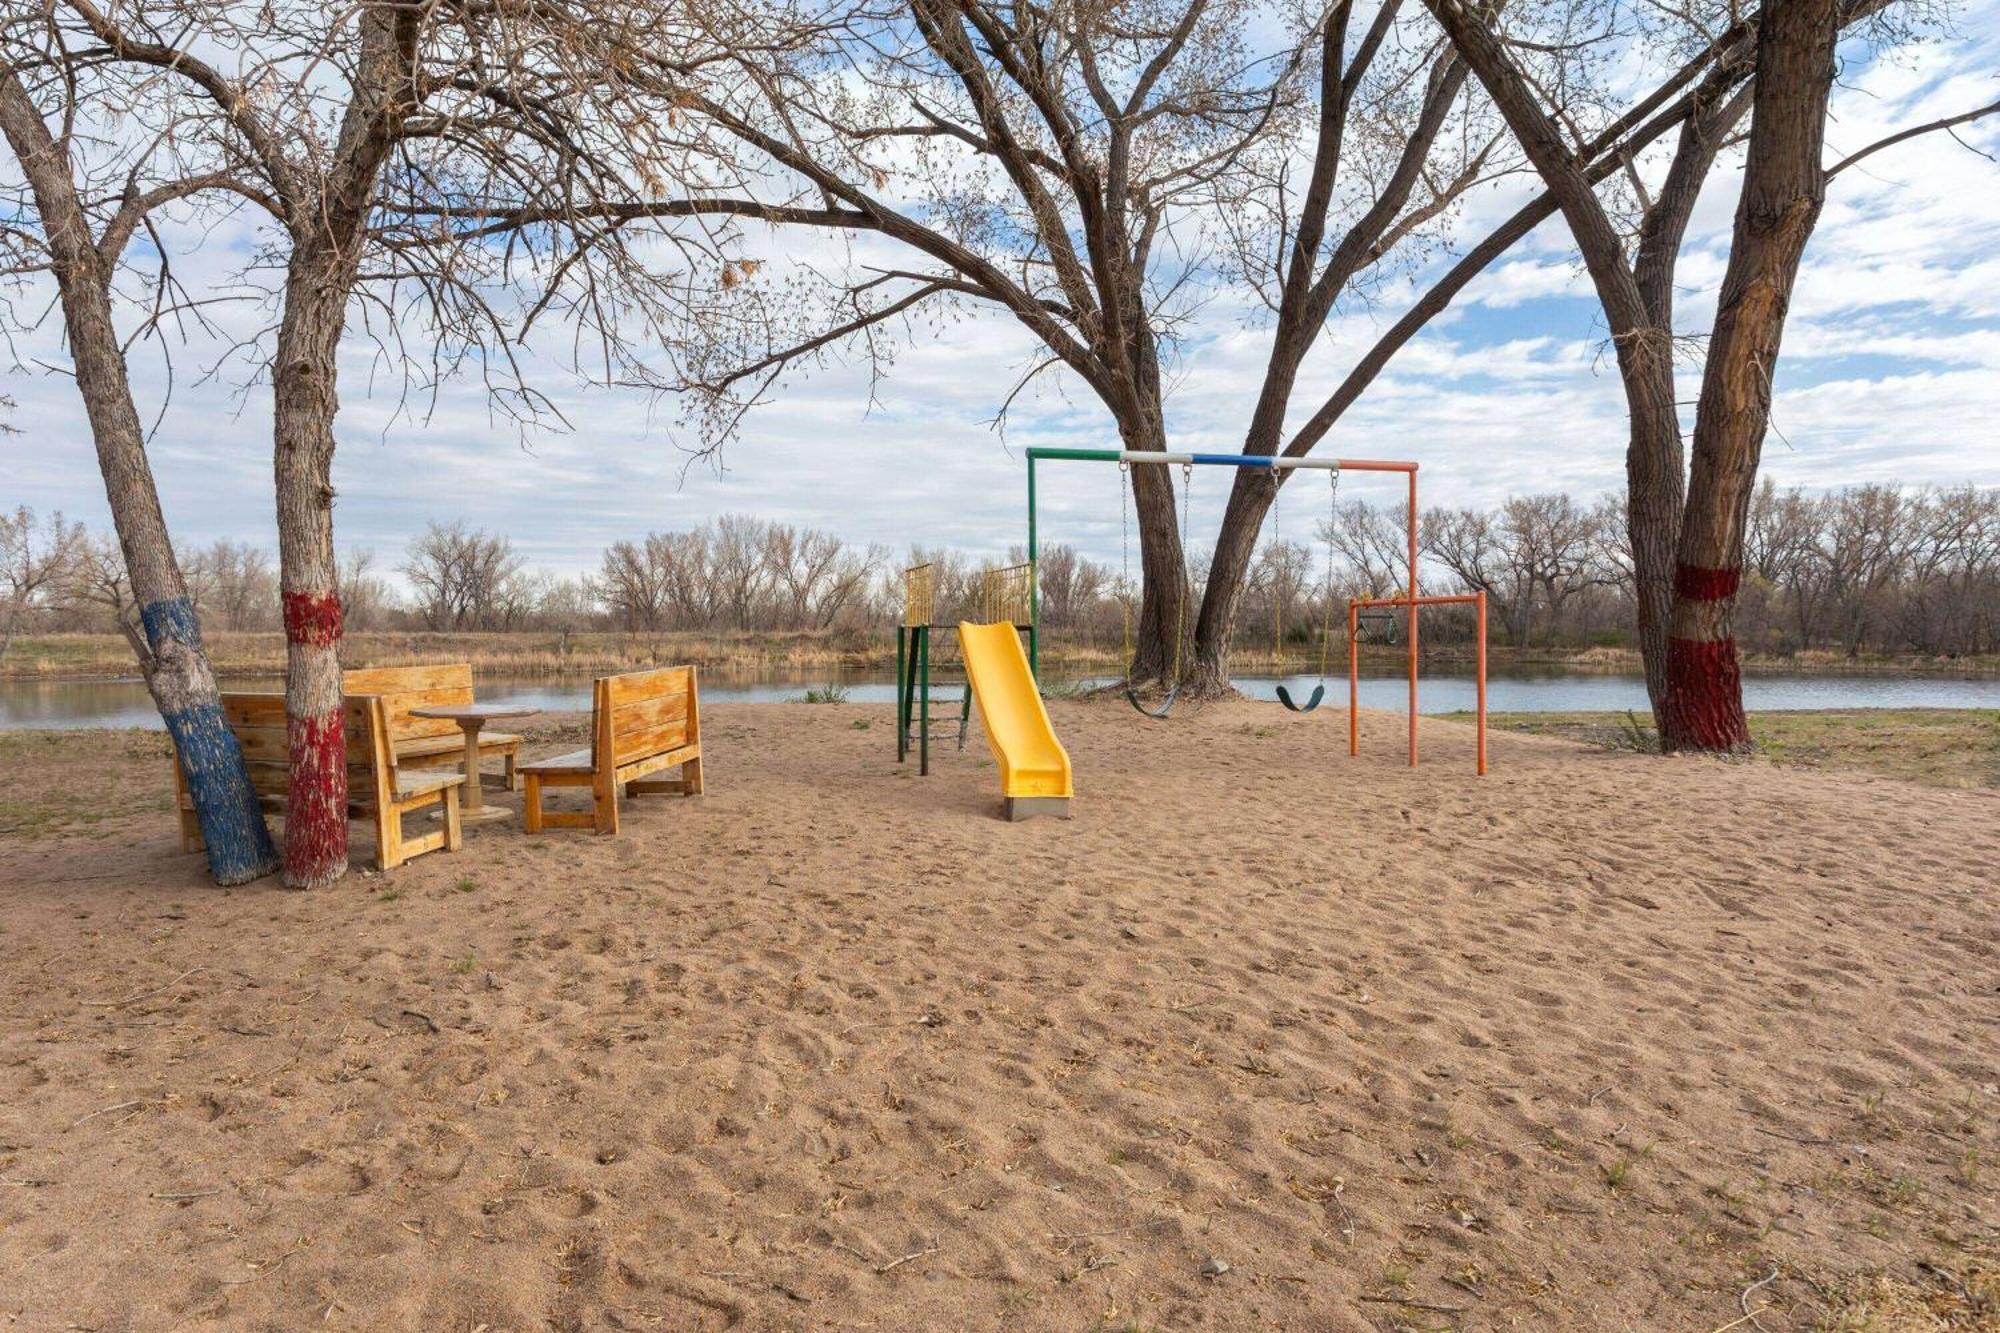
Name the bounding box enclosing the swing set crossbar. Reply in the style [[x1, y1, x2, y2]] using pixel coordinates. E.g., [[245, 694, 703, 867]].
[[1026, 447, 1439, 768], [1025, 447, 1414, 473]]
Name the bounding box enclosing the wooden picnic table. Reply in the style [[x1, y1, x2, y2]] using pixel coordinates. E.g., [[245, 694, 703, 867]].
[[409, 703, 540, 822]]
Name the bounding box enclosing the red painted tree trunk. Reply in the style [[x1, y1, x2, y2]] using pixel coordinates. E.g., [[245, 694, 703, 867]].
[[1662, 0, 1840, 753], [273, 268, 353, 888], [268, 8, 420, 886]]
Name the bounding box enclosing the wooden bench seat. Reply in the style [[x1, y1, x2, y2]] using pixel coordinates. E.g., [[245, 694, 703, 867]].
[[343, 664, 522, 790], [519, 666, 704, 834], [174, 692, 464, 870]]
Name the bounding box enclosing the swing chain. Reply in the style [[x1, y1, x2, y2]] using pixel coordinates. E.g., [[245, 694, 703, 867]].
[[1119, 461, 1133, 669], [1170, 463, 1191, 690], [1321, 465, 1340, 674]]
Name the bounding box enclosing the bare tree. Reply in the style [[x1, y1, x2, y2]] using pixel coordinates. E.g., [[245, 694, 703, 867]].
[[0, 28, 279, 882], [60, 532, 148, 664], [599, 539, 671, 632], [338, 549, 389, 633], [402, 521, 526, 631], [185, 541, 279, 631], [765, 524, 884, 628], [1036, 544, 1110, 632], [36, 0, 732, 883], [0, 506, 85, 662], [1422, 0, 1997, 750]]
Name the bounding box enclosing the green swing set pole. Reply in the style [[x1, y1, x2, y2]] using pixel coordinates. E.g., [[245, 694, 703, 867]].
[[1027, 453, 1038, 678], [1027, 448, 1122, 680]]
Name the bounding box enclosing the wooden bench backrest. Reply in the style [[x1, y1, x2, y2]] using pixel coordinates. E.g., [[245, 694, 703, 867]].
[[593, 666, 699, 771], [216, 692, 392, 813], [342, 663, 474, 745]]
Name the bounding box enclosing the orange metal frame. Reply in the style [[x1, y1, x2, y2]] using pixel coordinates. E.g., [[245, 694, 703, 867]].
[[1347, 591, 1488, 776]]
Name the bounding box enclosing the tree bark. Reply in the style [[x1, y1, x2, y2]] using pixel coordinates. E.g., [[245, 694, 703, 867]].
[[269, 8, 419, 886], [1119, 401, 1196, 696], [271, 257, 353, 888], [1423, 0, 1707, 719], [0, 70, 278, 884], [1662, 0, 1839, 751]]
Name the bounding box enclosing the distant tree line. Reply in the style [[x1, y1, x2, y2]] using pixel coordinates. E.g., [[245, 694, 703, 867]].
[[6, 483, 1994, 661]]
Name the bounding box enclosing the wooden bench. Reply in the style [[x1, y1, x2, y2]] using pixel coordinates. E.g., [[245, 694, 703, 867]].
[[174, 692, 464, 870], [343, 663, 523, 791], [519, 666, 703, 834]]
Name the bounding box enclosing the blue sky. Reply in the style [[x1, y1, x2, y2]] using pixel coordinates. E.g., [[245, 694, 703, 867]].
[[4, 14, 1997, 591]]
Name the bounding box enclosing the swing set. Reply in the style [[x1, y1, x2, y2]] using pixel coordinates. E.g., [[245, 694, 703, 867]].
[[1024, 447, 1487, 773]]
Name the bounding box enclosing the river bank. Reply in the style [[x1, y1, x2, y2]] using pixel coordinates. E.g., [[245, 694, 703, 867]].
[[5, 629, 1997, 682]]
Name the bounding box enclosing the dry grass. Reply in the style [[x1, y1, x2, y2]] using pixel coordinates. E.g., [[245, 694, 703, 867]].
[[1471, 709, 2000, 789], [2, 629, 882, 679], [0, 729, 176, 838], [1814, 1247, 1999, 1330]]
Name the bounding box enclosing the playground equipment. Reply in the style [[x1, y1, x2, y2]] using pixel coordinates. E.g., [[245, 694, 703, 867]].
[[1349, 593, 1487, 776], [895, 561, 1034, 775], [1272, 466, 1340, 714], [1024, 447, 1488, 773], [960, 620, 1072, 820], [896, 561, 1069, 818]]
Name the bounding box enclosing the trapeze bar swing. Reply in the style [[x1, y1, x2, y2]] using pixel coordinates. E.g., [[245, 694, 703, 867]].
[[1024, 446, 1486, 773]]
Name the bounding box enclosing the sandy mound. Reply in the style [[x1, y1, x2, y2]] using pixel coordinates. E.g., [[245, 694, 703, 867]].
[[0, 701, 1994, 1330]]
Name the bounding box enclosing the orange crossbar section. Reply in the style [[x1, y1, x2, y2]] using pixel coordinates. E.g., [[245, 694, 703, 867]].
[[1328, 459, 1419, 473], [1346, 591, 1488, 776]]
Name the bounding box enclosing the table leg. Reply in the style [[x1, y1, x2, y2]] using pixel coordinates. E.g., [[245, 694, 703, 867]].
[[461, 723, 486, 813]]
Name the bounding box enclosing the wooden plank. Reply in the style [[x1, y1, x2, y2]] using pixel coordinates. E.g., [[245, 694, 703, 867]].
[[343, 663, 471, 695], [373, 684, 476, 741], [614, 744, 699, 785], [611, 690, 688, 737], [604, 666, 693, 708], [519, 749, 593, 774], [613, 720, 688, 765], [220, 693, 288, 726]]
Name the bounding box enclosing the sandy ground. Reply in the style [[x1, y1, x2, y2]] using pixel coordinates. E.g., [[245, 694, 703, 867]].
[[1, 701, 1995, 1332]]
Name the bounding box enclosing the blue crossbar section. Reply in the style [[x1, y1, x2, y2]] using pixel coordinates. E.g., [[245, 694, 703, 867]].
[[1191, 452, 1274, 467]]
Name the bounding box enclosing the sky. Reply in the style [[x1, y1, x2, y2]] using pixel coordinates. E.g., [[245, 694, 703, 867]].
[[4, 11, 1998, 595]]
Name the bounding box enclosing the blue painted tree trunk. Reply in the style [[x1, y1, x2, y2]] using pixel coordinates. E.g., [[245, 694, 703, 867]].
[[143, 597, 280, 885]]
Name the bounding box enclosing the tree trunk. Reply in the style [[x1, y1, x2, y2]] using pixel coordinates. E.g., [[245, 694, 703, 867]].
[[1662, 0, 1839, 752], [0, 71, 278, 884], [1187, 463, 1284, 696], [1122, 413, 1197, 696], [1624, 362, 1686, 715], [272, 252, 354, 888], [267, 7, 419, 886]]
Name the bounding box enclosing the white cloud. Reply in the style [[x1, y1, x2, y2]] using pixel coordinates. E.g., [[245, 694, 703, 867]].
[[3, 14, 1996, 592]]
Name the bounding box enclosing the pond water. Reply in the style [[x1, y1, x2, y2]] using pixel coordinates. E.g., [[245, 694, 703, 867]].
[[4, 665, 1998, 730]]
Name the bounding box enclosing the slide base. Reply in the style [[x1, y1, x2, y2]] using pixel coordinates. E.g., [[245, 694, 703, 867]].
[[1005, 796, 1072, 822]]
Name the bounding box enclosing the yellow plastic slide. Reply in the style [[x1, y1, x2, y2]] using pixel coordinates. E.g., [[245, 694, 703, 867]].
[[958, 621, 1072, 820]]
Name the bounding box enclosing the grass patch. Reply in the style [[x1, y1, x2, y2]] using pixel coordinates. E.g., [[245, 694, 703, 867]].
[[797, 683, 850, 704], [0, 729, 175, 839], [1457, 709, 2000, 788], [1816, 1249, 1999, 1330]]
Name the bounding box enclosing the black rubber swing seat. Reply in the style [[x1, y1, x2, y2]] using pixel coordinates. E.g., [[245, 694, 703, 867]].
[[1125, 684, 1181, 719], [1275, 683, 1326, 713]]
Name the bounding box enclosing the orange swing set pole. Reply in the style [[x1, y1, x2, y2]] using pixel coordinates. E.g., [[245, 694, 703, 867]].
[[1348, 600, 1360, 758], [1348, 591, 1489, 775], [1407, 470, 1419, 768]]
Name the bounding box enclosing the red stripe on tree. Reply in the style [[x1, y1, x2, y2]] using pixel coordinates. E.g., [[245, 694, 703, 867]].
[[282, 589, 344, 646], [285, 707, 348, 885], [1660, 635, 1750, 752], [1673, 564, 1741, 602]]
